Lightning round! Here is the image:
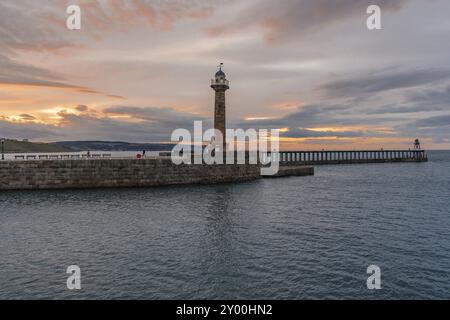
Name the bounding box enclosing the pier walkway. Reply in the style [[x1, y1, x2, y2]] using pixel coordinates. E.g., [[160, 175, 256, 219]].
[[271, 150, 428, 165]]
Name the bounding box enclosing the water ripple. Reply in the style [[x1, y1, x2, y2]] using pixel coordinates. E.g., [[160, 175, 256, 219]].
[[0, 151, 449, 299]]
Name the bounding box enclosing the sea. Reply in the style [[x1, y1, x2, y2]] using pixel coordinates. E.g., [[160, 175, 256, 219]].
[[0, 150, 449, 299]]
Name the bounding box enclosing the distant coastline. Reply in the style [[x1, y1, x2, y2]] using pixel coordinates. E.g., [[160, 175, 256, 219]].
[[2, 139, 175, 153]]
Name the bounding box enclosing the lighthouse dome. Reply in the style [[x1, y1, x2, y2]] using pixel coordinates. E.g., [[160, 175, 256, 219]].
[[215, 69, 226, 78]]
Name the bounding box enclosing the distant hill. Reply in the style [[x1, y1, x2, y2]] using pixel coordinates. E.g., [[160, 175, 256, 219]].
[[51, 141, 175, 152], [1, 140, 176, 153], [3, 140, 72, 153]]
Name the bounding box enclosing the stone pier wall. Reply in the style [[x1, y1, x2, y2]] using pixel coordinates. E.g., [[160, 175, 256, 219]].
[[0, 158, 262, 191]]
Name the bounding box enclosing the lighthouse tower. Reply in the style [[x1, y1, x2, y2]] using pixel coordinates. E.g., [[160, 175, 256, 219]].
[[211, 63, 229, 148]]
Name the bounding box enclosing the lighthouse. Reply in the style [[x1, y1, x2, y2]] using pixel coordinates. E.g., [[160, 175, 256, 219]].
[[211, 63, 229, 149]]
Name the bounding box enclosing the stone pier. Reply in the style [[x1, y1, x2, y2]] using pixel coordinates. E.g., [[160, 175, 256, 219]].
[[0, 158, 261, 190]]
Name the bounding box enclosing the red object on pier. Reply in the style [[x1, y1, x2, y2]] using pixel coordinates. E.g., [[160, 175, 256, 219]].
[[136, 154, 142, 159]]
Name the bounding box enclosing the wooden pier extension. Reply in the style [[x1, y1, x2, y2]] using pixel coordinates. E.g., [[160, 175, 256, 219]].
[[270, 150, 428, 166]]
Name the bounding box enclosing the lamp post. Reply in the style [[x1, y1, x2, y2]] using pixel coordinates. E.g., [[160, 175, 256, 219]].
[[1, 138, 4, 161]]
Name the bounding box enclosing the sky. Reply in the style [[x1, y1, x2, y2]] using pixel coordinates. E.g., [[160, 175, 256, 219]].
[[0, 0, 449, 150]]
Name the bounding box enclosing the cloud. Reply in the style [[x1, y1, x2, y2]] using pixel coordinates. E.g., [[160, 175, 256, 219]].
[[233, 103, 398, 140], [0, 1, 76, 54], [0, 53, 65, 84], [235, 104, 356, 129], [414, 115, 450, 128], [319, 69, 450, 99], [206, 0, 410, 43], [0, 118, 61, 140], [0, 101, 446, 146], [0, 0, 216, 54], [76, 0, 215, 33], [395, 118, 450, 146], [406, 86, 450, 106], [18, 114, 37, 121], [104, 106, 210, 128], [280, 128, 364, 138], [364, 84, 450, 115], [0, 54, 124, 98], [1, 105, 210, 142], [75, 105, 88, 112], [58, 105, 212, 142], [369, 104, 448, 115]]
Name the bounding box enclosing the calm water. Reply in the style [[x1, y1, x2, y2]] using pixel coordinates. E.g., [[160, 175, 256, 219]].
[[0, 151, 449, 299]]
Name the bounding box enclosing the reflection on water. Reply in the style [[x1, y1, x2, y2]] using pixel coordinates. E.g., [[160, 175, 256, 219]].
[[0, 151, 449, 299]]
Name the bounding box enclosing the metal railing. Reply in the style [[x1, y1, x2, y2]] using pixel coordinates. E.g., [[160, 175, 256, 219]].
[[271, 150, 428, 164], [13, 154, 112, 160], [211, 78, 229, 86]]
